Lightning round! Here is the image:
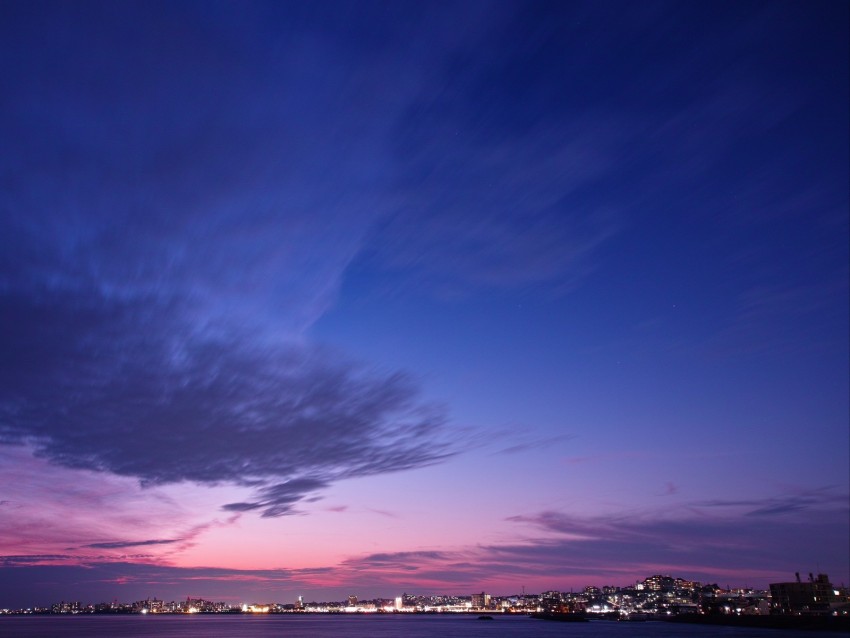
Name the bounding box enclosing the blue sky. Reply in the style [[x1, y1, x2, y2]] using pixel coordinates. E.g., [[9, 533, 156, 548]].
[[0, 0, 847, 607]]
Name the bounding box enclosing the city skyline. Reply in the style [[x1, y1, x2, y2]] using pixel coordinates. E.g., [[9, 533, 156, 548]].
[[1, 0, 848, 609], [5, 570, 842, 612]]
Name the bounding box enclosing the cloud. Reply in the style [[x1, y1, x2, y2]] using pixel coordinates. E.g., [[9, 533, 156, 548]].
[[0, 11, 378, 335], [0, 446, 212, 565], [0, 0, 625, 325], [223, 478, 331, 517], [502, 489, 849, 582], [362, 88, 621, 297], [287, 488, 848, 589], [350, 2, 825, 301], [81, 539, 180, 550], [365, 508, 399, 519], [0, 555, 75, 567], [0, 290, 452, 517], [694, 487, 847, 517], [344, 550, 449, 570], [493, 432, 575, 455], [703, 280, 850, 359]]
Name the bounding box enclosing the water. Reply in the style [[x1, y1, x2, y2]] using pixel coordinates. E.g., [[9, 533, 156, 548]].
[[0, 615, 837, 638]]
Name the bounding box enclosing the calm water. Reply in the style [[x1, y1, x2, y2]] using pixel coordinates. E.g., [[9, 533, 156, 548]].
[[0, 615, 837, 638]]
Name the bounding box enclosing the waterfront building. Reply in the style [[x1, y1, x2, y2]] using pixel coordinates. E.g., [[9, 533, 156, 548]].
[[770, 573, 834, 615], [471, 592, 490, 609]]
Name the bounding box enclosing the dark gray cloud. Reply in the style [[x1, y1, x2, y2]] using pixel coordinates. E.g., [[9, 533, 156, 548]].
[[0, 290, 452, 516], [81, 539, 179, 550], [223, 478, 331, 517], [0, 555, 74, 566], [344, 550, 449, 571]]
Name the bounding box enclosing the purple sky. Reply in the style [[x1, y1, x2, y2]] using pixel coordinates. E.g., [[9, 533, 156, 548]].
[[0, 0, 847, 608]]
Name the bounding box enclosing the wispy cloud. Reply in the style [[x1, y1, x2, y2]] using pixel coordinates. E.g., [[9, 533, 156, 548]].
[[365, 508, 400, 519], [694, 486, 848, 517], [502, 487, 849, 582], [0, 291, 454, 517], [1, 555, 76, 567], [81, 539, 180, 550], [344, 551, 450, 572], [493, 432, 575, 456], [223, 478, 331, 517]]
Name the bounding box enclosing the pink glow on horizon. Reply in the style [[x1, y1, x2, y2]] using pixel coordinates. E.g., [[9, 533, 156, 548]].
[[0, 447, 242, 566], [2, 445, 846, 596]]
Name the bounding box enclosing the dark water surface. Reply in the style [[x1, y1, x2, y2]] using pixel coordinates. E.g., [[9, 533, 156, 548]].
[[0, 615, 837, 638]]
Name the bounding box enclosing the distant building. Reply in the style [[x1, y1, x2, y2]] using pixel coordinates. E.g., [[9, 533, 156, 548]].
[[348, 595, 358, 607], [643, 575, 676, 591], [770, 573, 834, 615], [471, 592, 490, 609]]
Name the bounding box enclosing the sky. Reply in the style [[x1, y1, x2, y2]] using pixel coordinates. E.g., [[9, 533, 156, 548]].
[[0, 0, 847, 608]]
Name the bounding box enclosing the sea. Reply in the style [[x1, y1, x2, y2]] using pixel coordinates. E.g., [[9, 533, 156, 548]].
[[0, 615, 838, 638]]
